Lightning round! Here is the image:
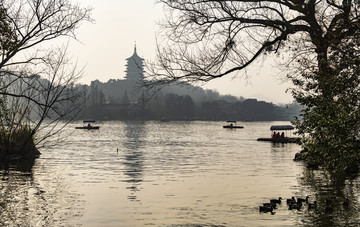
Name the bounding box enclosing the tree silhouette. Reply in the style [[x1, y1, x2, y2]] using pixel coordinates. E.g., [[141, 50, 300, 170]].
[[0, 0, 92, 161], [148, 0, 360, 174]]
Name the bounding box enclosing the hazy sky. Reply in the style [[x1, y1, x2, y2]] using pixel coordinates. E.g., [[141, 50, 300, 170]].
[[69, 0, 294, 104]]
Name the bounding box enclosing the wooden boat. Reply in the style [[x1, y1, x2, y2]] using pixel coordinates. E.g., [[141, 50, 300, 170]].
[[257, 125, 300, 143], [75, 120, 100, 130], [257, 137, 300, 143], [75, 126, 100, 130], [223, 120, 244, 129]]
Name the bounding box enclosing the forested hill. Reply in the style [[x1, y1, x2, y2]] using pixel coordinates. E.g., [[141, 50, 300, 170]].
[[80, 79, 301, 121]]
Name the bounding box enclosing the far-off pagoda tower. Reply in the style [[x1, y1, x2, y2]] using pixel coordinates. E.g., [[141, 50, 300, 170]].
[[124, 45, 144, 81]]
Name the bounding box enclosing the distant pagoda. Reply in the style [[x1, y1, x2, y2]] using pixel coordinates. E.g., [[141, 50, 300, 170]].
[[124, 44, 144, 81]]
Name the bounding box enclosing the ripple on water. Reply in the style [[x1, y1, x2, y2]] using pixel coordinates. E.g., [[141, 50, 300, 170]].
[[1, 121, 359, 226]]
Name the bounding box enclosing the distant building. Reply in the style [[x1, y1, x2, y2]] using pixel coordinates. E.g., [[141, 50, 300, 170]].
[[124, 45, 144, 81]]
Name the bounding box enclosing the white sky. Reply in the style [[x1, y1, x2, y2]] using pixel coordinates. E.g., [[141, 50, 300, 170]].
[[69, 0, 294, 104]]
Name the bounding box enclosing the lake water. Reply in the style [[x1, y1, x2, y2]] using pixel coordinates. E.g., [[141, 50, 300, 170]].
[[1, 121, 360, 226]]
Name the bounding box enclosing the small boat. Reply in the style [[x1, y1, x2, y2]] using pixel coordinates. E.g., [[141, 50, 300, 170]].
[[257, 125, 300, 143], [223, 120, 244, 129], [75, 120, 100, 130]]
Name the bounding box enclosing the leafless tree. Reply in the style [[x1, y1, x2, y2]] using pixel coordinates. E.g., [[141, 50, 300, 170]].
[[0, 0, 92, 160], [146, 0, 360, 93], [146, 0, 360, 174]]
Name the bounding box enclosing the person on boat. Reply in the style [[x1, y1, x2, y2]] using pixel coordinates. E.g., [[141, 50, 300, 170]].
[[87, 123, 92, 128], [230, 123, 233, 127], [272, 132, 276, 138], [281, 132, 285, 138], [276, 132, 280, 138]]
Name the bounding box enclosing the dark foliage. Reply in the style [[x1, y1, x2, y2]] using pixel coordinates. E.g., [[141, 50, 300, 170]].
[[292, 30, 360, 174]]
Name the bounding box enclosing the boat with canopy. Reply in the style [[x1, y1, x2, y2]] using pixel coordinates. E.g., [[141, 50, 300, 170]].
[[257, 125, 300, 143], [223, 120, 244, 129]]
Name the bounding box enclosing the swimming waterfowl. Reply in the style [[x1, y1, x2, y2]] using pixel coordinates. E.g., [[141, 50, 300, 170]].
[[270, 197, 282, 204], [297, 196, 309, 203], [259, 206, 276, 214], [308, 201, 317, 209], [287, 197, 296, 205], [263, 202, 277, 209], [288, 201, 302, 210], [259, 205, 273, 212]]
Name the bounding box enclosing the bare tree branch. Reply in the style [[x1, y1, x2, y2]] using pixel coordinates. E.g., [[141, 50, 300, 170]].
[[0, 0, 92, 160], [146, 0, 359, 91]]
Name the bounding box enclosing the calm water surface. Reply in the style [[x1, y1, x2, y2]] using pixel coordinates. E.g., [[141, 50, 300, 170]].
[[1, 121, 360, 226]]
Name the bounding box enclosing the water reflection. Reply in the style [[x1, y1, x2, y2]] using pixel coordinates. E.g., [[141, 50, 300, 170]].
[[270, 142, 286, 149], [4, 121, 359, 226], [0, 160, 83, 226], [297, 166, 360, 226], [122, 121, 146, 201]]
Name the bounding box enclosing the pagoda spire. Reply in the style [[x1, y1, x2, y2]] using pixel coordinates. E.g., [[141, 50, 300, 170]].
[[125, 43, 144, 81]]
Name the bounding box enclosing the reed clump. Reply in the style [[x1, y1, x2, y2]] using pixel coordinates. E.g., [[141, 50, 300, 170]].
[[0, 125, 40, 161]]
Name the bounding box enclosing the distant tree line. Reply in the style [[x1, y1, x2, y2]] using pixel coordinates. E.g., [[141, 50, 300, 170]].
[[80, 79, 301, 121], [149, 94, 300, 121]]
